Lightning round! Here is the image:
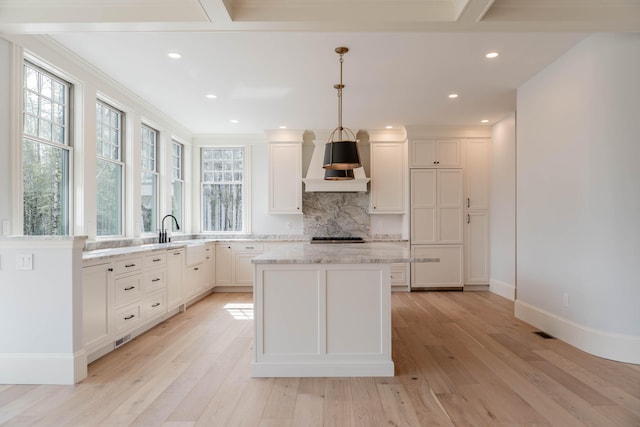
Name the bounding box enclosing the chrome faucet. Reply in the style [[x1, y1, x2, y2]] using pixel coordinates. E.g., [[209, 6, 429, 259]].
[[159, 214, 180, 243]]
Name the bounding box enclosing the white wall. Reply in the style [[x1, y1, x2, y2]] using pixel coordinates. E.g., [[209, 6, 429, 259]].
[[515, 33, 640, 363], [489, 114, 516, 300]]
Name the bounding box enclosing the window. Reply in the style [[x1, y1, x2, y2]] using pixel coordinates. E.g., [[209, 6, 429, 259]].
[[96, 101, 124, 236], [22, 62, 71, 235], [171, 140, 184, 232], [201, 147, 245, 232], [140, 124, 158, 234]]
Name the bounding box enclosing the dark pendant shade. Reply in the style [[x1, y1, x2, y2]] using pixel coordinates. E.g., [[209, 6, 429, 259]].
[[324, 168, 355, 180], [323, 140, 362, 170]]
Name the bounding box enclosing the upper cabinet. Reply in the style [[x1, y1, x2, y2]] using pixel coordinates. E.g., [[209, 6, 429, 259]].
[[369, 142, 406, 214], [409, 139, 461, 168], [268, 141, 302, 214], [464, 139, 491, 210]]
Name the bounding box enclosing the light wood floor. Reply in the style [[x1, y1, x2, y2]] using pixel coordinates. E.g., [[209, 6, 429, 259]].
[[2, 291, 639, 426]]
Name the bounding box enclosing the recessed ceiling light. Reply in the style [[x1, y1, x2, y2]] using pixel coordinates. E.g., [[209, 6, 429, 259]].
[[385, 125, 393, 129], [230, 119, 239, 124], [481, 119, 489, 123], [206, 94, 217, 99], [279, 125, 287, 129], [448, 93, 459, 99], [167, 52, 182, 59], [485, 52, 499, 59]]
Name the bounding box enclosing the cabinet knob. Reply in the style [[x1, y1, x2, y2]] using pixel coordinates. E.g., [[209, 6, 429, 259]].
[[107, 268, 113, 272]]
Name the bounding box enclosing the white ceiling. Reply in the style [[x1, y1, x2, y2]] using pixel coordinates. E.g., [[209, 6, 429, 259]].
[[1, 0, 637, 135]]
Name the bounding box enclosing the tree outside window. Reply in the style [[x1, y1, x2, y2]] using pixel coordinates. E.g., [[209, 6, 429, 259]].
[[22, 62, 71, 235], [202, 147, 244, 232], [141, 125, 158, 233]]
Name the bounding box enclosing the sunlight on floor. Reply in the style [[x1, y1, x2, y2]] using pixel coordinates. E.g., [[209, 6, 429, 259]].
[[224, 302, 254, 320]]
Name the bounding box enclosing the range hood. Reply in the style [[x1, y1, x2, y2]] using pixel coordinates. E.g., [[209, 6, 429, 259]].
[[303, 139, 370, 192]]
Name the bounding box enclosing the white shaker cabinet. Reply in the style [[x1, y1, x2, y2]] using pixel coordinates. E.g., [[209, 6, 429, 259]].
[[82, 263, 112, 355], [411, 245, 463, 289], [410, 169, 463, 244], [369, 142, 406, 214], [409, 139, 461, 168], [465, 210, 490, 284], [268, 142, 302, 214], [464, 139, 490, 210], [215, 242, 264, 287], [166, 248, 184, 310], [215, 243, 233, 285]]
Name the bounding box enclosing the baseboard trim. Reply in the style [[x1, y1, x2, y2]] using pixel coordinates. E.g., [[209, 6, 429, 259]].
[[515, 300, 640, 364], [251, 361, 395, 377], [490, 278, 515, 301], [0, 350, 88, 384]]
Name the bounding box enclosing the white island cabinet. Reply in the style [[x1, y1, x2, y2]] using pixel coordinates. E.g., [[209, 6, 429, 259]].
[[251, 243, 438, 377]]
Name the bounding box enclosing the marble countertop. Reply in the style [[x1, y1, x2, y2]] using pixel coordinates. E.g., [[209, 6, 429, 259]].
[[251, 243, 439, 265], [82, 240, 215, 261]]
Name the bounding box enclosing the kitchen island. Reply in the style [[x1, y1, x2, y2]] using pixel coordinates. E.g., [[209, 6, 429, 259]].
[[250, 242, 438, 377]]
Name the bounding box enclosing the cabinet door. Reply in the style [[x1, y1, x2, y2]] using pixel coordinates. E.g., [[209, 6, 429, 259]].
[[370, 143, 405, 213], [410, 139, 436, 167], [411, 169, 437, 243], [184, 264, 204, 298], [465, 139, 490, 210], [436, 140, 462, 168], [410, 139, 461, 168], [204, 244, 216, 289], [82, 263, 111, 350], [166, 249, 183, 310], [411, 245, 463, 289], [437, 169, 464, 243], [269, 142, 302, 214], [465, 211, 490, 284], [215, 244, 233, 284], [234, 252, 256, 284]]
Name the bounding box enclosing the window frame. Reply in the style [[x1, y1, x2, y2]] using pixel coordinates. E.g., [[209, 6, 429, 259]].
[[95, 99, 125, 238], [200, 145, 250, 234], [171, 139, 184, 233], [21, 60, 73, 236], [140, 123, 159, 235]]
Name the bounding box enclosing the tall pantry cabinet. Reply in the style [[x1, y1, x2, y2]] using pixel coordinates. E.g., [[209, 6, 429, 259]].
[[408, 134, 490, 290]]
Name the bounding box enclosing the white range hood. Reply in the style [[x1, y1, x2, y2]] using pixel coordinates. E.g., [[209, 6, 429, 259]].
[[303, 139, 369, 192]]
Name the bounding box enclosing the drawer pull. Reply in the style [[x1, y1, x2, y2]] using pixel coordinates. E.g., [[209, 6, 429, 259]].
[[152, 278, 161, 282], [194, 267, 199, 271], [152, 258, 161, 262], [124, 286, 135, 291], [151, 302, 160, 308], [124, 314, 135, 320], [246, 246, 254, 250], [125, 263, 136, 268], [174, 252, 182, 255], [107, 268, 113, 272]]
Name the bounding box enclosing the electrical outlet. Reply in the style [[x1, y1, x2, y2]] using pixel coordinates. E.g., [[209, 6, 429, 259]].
[[563, 292, 569, 308], [286, 222, 292, 229], [17, 253, 33, 270]]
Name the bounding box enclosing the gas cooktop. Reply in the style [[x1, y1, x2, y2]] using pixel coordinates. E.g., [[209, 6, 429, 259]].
[[310, 236, 365, 244]]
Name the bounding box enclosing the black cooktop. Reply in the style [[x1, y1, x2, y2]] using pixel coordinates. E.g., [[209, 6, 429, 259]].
[[310, 236, 365, 244]]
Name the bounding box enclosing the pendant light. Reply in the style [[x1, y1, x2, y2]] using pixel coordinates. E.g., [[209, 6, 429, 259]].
[[323, 46, 362, 174]]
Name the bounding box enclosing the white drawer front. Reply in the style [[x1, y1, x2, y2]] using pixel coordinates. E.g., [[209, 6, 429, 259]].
[[115, 274, 142, 307], [390, 264, 408, 285], [144, 252, 166, 269], [113, 257, 143, 275], [232, 243, 264, 253], [115, 303, 142, 332], [143, 267, 166, 293], [144, 292, 166, 320]]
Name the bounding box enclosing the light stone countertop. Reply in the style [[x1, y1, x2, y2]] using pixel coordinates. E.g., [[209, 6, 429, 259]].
[[82, 240, 215, 261], [251, 242, 439, 265]]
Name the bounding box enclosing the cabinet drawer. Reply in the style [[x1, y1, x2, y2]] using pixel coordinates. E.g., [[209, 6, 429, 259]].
[[232, 243, 264, 253], [143, 291, 166, 320], [115, 303, 142, 332], [113, 257, 143, 275], [144, 252, 166, 269], [115, 273, 142, 307], [143, 267, 166, 293], [390, 264, 408, 285]]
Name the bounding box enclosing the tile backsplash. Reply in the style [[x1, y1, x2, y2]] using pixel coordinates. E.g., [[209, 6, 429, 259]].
[[302, 192, 370, 238]]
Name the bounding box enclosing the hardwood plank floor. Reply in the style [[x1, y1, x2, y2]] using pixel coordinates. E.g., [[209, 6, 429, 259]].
[[1, 291, 638, 426]]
